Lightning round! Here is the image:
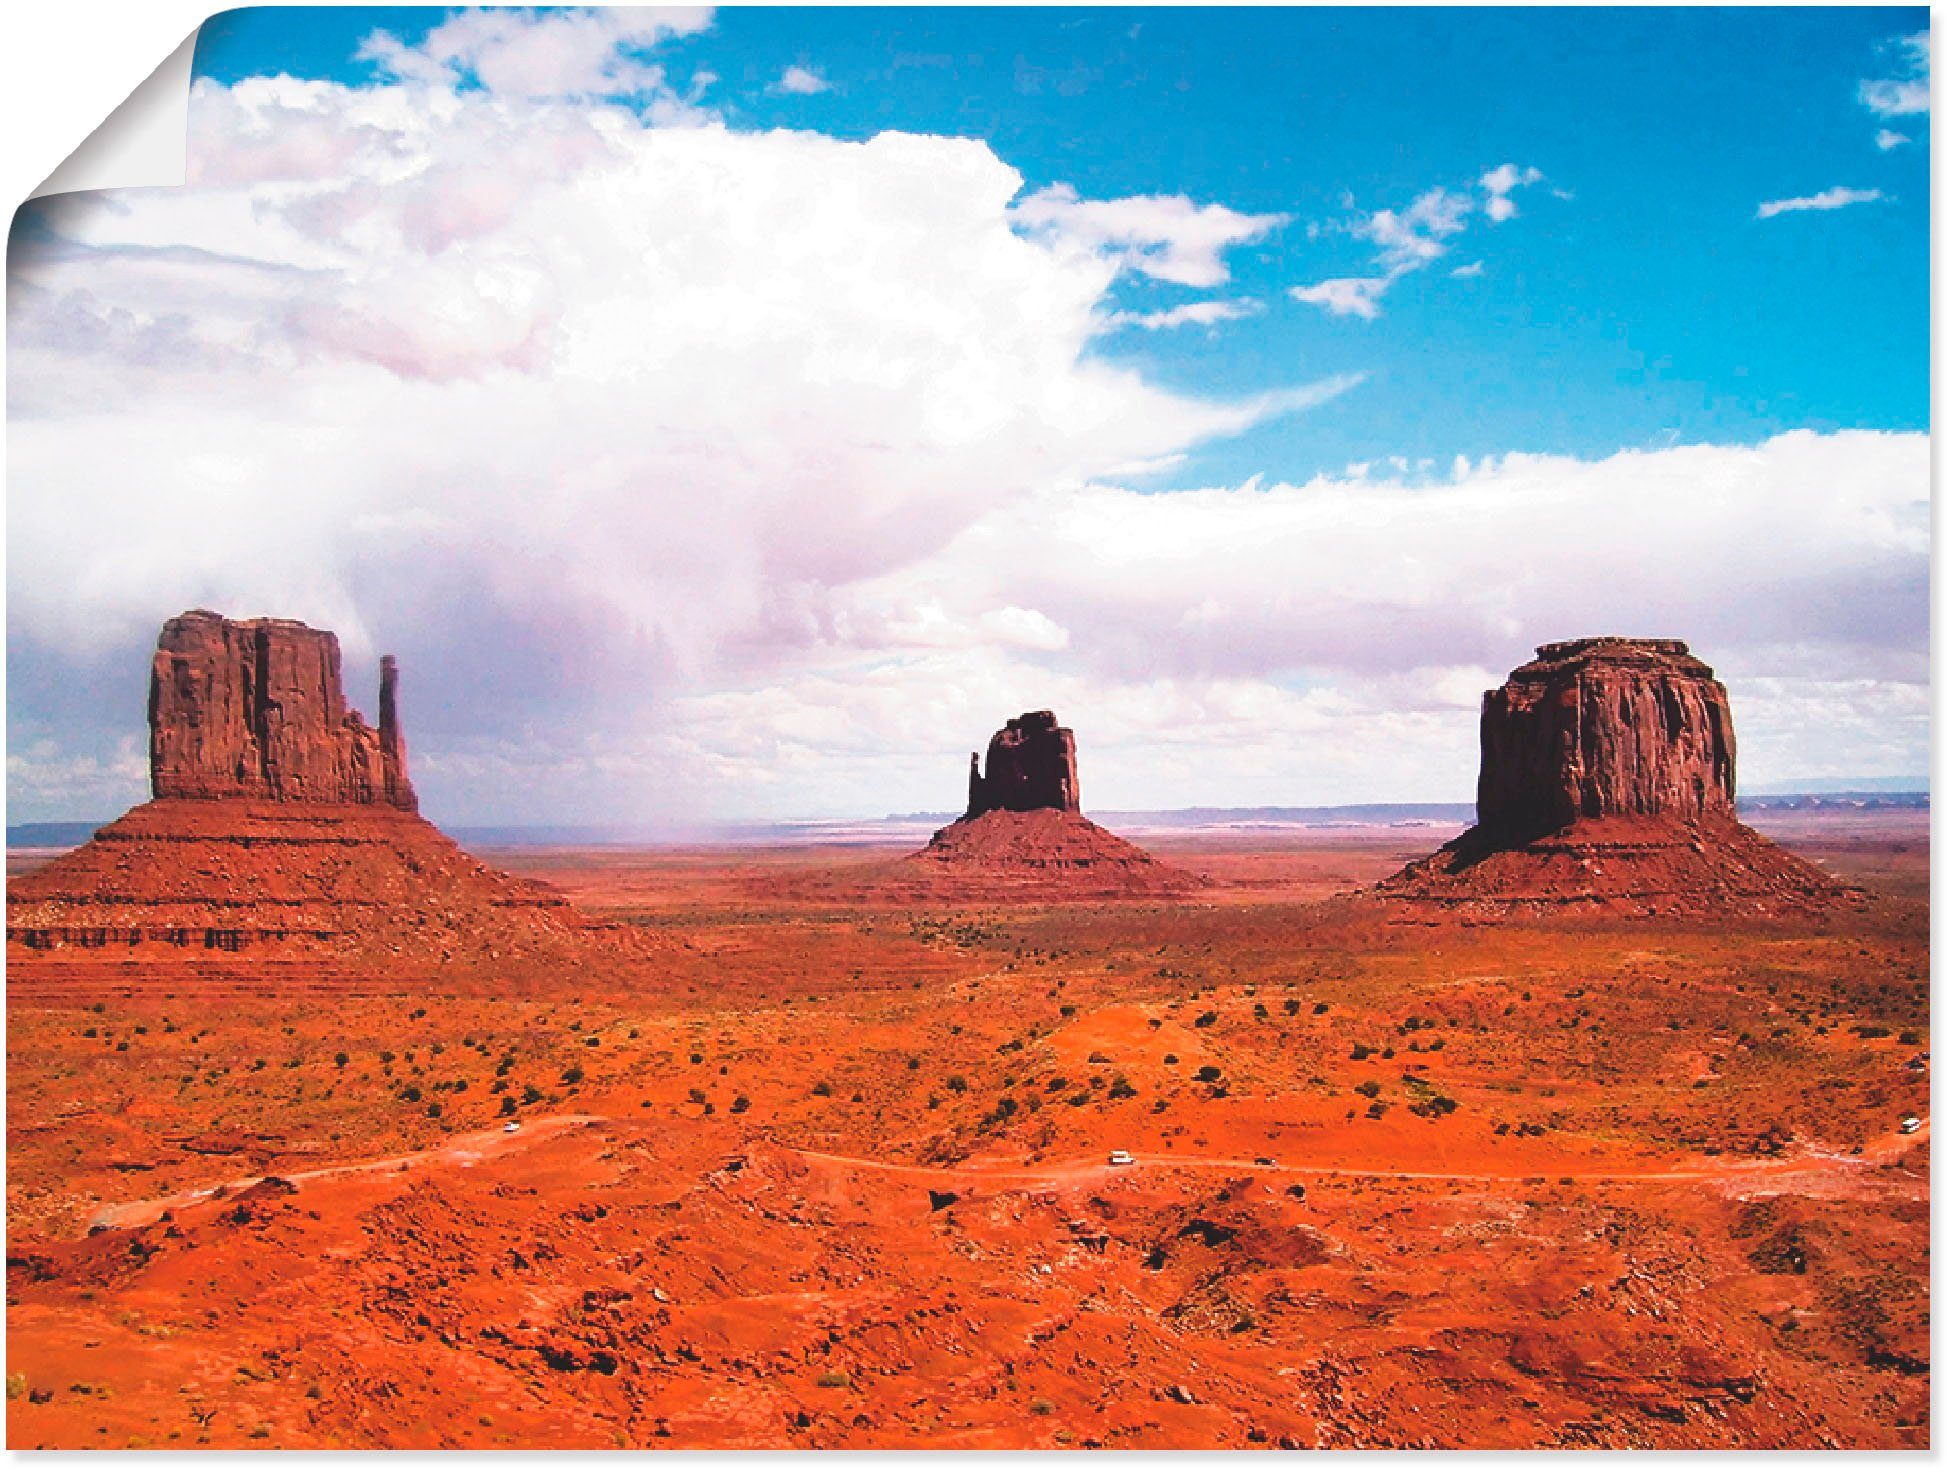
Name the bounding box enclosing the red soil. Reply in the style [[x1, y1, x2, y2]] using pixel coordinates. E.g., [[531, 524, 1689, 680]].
[[4, 813, 1928, 1449]]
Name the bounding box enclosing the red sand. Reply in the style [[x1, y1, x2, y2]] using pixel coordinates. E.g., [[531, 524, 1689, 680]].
[[4, 811, 1928, 1449]]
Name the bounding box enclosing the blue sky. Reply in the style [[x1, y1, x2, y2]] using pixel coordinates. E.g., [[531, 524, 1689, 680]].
[[193, 6, 1929, 489], [6, 7, 1930, 825]]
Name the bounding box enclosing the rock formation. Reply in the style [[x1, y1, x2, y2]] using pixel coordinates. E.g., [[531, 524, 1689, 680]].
[[149, 610, 416, 809], [898, 712, 1199, 896], [1475, 639, 1734, 841], [1378, 638, 1855, 917], [966, 711, 1080, 817], [9, 610, 585, 962]]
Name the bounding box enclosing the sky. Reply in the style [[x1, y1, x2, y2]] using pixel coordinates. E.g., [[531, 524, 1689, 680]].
[[6, 6, 1932, 826]]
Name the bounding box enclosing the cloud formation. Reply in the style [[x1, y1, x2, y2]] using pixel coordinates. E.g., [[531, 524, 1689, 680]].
[[1859, 30, 1931, 118], [775, 64, 829, 95], [1011, 184, 1287, 288], [8, 25, 1347, 823], [1755, 185, 1886, 219], [359, 6, 712, 101], [5, 14, 1927, 827], [1106, 298, 1263, 331], [1290, 167, 1542, 319]]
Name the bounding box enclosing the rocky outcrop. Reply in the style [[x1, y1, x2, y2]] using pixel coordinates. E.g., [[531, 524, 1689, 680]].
[[967, 711, 1080, 818], [149, 610, 415, 810], [8, 609, 603, 962], [1379, 638, 1855, 918], [885, 712, 1200, 897], [1477, 639, 1735, 843]]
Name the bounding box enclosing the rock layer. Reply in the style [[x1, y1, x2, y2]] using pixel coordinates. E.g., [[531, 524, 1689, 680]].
[[967, 711, 1080, 817], [1380, 638, 1854, 918], [1477, 638, 1734, 842], [149, 610, 416, 810]]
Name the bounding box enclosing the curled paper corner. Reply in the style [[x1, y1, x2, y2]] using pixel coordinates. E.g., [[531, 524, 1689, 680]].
[[29, 28, 199, 202]]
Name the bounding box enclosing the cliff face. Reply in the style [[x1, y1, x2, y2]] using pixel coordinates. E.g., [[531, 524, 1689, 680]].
[[148, 610, 416, 810], [1476, 638, 1735, 841], [966, 711, 1080, 818]]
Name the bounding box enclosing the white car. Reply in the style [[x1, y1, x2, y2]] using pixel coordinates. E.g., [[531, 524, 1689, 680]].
[[1107, 1150, 1135, 1167], [1899, 1116, 1923, 1135], [503, 1121, 523, 1134]]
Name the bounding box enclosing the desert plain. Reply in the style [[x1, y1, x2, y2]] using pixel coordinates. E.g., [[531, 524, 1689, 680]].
[[4, 805, 1928, 1450]]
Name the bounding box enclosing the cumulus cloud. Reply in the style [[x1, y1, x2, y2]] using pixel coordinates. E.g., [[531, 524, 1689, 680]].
[[1290, 167, 1541, 319], [1011, 184, 1287, 288], [8, 27, 1348, 824], [1876, 128, 1911, 150], [1480, 162, 1543, 222], [774, 64, 830, 95], [1755, 185, 1886, 219], [1860, 30, 1931, 118]]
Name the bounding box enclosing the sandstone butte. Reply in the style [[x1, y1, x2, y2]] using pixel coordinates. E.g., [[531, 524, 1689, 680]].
[[1377, 637, 1858, 917], [904, 711, 1201, 896], [7, 610, 584, 963]]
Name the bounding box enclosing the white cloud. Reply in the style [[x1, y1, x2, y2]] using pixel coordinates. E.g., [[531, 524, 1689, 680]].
[[1290, 167, 1541, 320], [1449, 260, 1485, 280], [775, 64, 830, 95], [722, 429, 1926, 812], [1755, 185, 1886, 219], [1289, 275, 1391, 320], [1479, 162, 1543, 222], [1860, 30, 1931, 118], [1876, 128, 1912, 150], [1106, 298, 1263, 331], [8, 25, 1352, 824], [1011, 183, 1287, 288], [358, 6, 712, 101]]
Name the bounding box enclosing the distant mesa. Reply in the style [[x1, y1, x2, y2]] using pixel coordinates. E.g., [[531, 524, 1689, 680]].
[[905, 711, 1201, 895], [8, 610, 583, 961], [1378, 637, 1858, 917]]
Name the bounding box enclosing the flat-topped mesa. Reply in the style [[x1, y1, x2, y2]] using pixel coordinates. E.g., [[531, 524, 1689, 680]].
[[966, 711, 1080, 818], [1375, 636, 1855, 917], [1477, 637, 1734, 843], [148, 609, 417, 810]]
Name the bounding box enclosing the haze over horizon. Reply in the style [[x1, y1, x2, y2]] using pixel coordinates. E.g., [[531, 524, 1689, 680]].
[[7, 6, 1930, 827]]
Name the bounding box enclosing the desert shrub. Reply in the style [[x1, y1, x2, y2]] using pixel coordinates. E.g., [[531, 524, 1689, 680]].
[[816, 1371, 851, 1389], [1108, 1077, 1137, 1100], [1195, 1065, 1222, 1083], [562, 1065, 586, 1086], [1354, 1080, 1382, 1099], [812, 1080, 834, 1097], [945, 1075, 968, 1094], [731, 1095, 751, 1114], [1194, 1011, 1218, 1028]]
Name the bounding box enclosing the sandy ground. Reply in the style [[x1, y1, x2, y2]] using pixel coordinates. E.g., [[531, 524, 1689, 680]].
[[4, 809, 1928, 1449]]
